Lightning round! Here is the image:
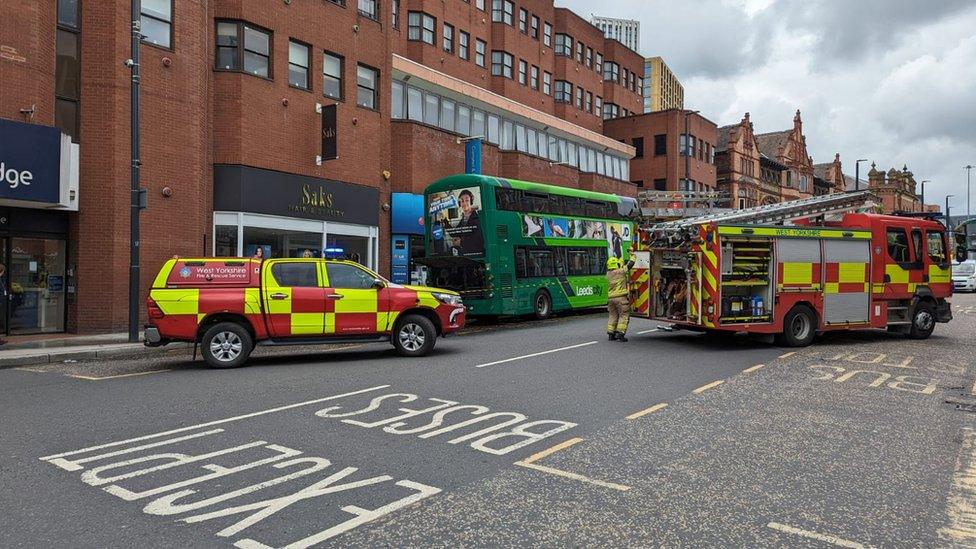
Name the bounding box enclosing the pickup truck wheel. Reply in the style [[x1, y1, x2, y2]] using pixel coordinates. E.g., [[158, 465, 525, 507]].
[[777, 305, 816, 347], [201, 322, 253, 368], [908, 301, 936, 340], [393, 314, 437, 357]]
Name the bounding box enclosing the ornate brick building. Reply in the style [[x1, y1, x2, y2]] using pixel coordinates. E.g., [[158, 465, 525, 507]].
[[812, 153, 847, 196], [867, 163, 922, 214]]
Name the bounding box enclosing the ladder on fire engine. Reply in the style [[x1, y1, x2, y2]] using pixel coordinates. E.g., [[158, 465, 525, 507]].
[[649, 190, 876, 230]]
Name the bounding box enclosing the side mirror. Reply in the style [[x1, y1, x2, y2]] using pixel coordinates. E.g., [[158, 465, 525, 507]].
[[372, 278, 386, 290], [955, 233, 968, 263]]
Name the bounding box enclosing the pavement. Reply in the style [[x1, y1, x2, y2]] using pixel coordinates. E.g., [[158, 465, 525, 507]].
[[1, 293, 974, 547]]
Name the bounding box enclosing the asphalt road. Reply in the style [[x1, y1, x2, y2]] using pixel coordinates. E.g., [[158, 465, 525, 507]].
[[2, 294, 975, 548]]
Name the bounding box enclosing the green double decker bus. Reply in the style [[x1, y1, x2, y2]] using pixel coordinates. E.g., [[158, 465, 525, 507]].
[[420, 174, 636, 318]]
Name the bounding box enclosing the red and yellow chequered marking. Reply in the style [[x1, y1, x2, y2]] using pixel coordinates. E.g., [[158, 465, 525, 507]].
[[824, 262, 869, 294], [689, 259, 701, 323], [696, 226, 720, 328], [776, 262, 821, 292], [631, 268, 650, 316], [882, 264, 918, 295]]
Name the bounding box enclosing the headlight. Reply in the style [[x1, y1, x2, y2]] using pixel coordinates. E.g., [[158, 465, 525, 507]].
[[432, 292, 463, 306]]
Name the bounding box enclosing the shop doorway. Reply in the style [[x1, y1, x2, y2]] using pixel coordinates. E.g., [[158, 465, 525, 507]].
[[6, 238, 66, 334]]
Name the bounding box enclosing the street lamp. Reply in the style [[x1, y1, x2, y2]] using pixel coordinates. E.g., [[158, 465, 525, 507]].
[[946, 195, 954, 231], [965, 165, 973, 219], [920, 179, 930, 208], [854, 158, 868, 191], [683, 110, 700, 193]]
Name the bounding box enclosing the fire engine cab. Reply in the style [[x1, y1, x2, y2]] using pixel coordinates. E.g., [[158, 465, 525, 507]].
[[630, 191, 961, 346]]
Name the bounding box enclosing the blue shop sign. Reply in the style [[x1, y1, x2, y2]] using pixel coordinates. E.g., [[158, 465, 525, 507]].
[[0, 118, 62, 204], [391, 193, 425, 235]]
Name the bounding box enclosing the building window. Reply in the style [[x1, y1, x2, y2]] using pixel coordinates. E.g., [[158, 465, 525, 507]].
[[554, 80, 571, 103], [633, 137, 644, 158], [215, 21, 272, 78], [602, 102, 619, 120], [653, 179, 666, 191], [323, 51, 343, 100], [518, 59, 527, 85], [288, 40, 310, 89], [575, 86, 583, 109], [392, 0, 399, 28], [530, 16, 539, 39], [358, 0, 378, 20], [56, 2, 81, 143], [595, 52, 603, 74], [543, 22, 552, 47], [595, 95, 602, 114], [543, 71, 551, 95], [576, 41, 584, 63], [476, 0, 485, 9], [459, 31, 469, 60], [491, 51, 514, 78], [585, 91, 592, 113], [519, 8, 528, 33], [585, 47, 592, 68], [554, 33, 572, 56], [530, 65, 539, 89], [407, 12, 435, 44], [141, 0, 172, 48], [475, 39, 487, 67], [492, 0, 514, 25], [356, 64, 378, 109], [603, 61, 618, 83], [443, 23, 454, 53]]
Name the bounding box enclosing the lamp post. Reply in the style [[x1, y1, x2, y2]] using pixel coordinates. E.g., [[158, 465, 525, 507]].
[[966, 165, 973, 219], [854, 158, 868, 191], [920, 179, 929, 210], [126, 0, 143, 343], [683, 109, 700, 193], [946, 195, 954, 231]]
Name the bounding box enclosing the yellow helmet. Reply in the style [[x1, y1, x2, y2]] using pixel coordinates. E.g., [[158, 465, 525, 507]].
[[606, 257, 623, 270]]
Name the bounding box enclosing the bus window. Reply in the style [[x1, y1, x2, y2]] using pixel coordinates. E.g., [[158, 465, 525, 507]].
[[585, 200, 609, 218], [515, 248, 528, 277], [554, 249, 566, 276], [567, 249, 592, 275], [527, 249, 554, 277], [886, 228, 910, 263], [495, 188, 520, 211], [592, 248, 608, 274], [523, 192, 547, 213], [926, 231, 947, 264]]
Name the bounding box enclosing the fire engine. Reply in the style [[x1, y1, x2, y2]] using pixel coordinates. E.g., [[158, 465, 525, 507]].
[[630, 191, 963, 346]]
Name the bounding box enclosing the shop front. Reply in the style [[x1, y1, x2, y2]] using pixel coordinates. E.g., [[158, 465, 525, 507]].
[[0, 118, 79, 335], [213, 165, 380, 270], [390, 193, 426, 284]]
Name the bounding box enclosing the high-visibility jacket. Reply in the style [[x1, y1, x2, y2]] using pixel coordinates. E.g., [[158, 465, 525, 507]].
[[607, 259, 635, 299]]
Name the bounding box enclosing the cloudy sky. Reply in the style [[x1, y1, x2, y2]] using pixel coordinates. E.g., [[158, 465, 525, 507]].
[[558, 0, 976, 215]]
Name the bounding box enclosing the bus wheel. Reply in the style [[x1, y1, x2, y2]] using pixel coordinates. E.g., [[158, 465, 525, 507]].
[[908, 301, 936, 339], [777, 305, 816, 347], [533, 290, 552, 320]]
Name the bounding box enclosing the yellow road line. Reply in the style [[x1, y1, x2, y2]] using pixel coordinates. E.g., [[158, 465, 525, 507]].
[[520, 437, 584, 465], [68, 369, 171, 381], [626, 403, 667, 420], [743, 364, 765, 373], [693, 379, 725, 394], [514, 461, 632, 492], [767, 522, 866, 548], [778, 351, 797, 359]]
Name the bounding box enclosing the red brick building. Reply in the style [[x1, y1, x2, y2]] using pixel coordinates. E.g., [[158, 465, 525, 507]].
[[603, 109, 718, 192], [716, 110, 818, 209], [868, 164, 922, 214], [0, 0, 644, 334]]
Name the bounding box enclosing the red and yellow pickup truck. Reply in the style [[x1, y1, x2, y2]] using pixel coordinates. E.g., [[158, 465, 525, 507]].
[[144, 258, 466, 368]]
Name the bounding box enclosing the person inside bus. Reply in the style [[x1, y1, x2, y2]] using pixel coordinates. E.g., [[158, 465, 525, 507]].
[[450, 189, 484, 253]]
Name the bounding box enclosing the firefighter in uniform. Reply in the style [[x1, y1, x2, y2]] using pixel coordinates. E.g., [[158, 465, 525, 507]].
[[606, 256, 635, 342]]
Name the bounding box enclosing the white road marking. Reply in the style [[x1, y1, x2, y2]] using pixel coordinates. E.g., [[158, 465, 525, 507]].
[[626, 403, 667, 420], [68, 369, 171, 381], [743, 364, 765, 373], [767, 522, 867, 548], [692, 379, 725, 394], [940, 429, 976, 544], [39, 384, 391, 462], [515, 461, 632, 491], [637, 328, 659, 334], [778, 351, 797, 359], [13, 367, 49, 373], [475, 341, 598, 368]]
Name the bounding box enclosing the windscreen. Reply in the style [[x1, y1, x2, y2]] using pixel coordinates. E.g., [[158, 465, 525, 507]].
[[954, 263, 975, 276]]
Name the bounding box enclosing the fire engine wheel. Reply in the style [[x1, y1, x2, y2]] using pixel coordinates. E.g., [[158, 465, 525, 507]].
[[201, 322, 253, 368], [778, 305, 816, 347], [533, 290, 552, 320], [392, 314, 437, 357], [908, 301, 936, 340]]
